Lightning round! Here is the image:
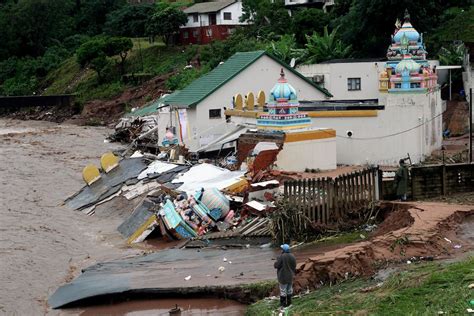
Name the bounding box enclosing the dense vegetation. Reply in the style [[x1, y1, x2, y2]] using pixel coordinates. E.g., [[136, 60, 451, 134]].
[[0, 0, 471, 105]]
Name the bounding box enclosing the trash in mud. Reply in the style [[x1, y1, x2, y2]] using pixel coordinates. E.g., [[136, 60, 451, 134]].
[[184, 275, 191, 281]]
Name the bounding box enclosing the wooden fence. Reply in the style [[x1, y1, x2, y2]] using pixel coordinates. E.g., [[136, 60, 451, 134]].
[[283, 167, 380, 224], [411, 163, 474, 200]]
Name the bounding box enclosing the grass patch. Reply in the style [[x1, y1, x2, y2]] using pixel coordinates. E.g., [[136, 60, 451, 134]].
[[247, 257, 474, 315], [74, 79, 124, 104], [243, 280, 279, 298], [42, 57, 90, 95]]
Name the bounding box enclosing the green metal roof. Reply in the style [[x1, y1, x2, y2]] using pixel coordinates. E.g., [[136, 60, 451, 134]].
[[127, 92, 179, 117], [165, 50, 332, 108]]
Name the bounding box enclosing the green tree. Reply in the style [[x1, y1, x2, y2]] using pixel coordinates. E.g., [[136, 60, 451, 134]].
[[266, 34, 304, 65], [304, 26, 352, 64], [0, 0, 74, 58], [89, 55, 111, 82], [427, 6, 474, 54], [76, 36, 132, 79], [76, 37, 110, 81], [438, 43, 466, 66], [290, 8, 330, 45], [104, 37, 133, 74], [146, 6, 187, 46], [76, 37, 106, 67], [200, 33, 267, 69], [104, 4, 154, 37], [240, 0, 289, 37], [74, 0, 127, 36]]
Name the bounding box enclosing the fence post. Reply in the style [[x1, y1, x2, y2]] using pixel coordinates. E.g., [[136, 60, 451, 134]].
[[442, 164, 447, 195], [375, 167, 381, 200], [334, 178, 339, 219]]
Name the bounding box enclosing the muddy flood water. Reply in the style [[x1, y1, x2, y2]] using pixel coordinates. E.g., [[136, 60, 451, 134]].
[[0, 119, 246, 315]]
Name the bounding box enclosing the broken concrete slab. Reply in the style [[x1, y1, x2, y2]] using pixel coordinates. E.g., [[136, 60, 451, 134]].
[[48, 248, 277, 309]]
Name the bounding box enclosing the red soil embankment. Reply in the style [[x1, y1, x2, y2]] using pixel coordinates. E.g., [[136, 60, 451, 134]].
[[294, 202, 474, 292]]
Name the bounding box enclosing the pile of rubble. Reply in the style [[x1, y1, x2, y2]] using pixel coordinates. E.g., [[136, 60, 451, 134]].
[[65, 146, 282, 245]]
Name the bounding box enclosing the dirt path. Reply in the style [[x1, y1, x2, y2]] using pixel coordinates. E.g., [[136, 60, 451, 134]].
[[0, 119, 141, 315]]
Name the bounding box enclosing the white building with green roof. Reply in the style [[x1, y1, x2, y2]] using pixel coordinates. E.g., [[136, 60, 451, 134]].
[[157, 50, 332, 151]]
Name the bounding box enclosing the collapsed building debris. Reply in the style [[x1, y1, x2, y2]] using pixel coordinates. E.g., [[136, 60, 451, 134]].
[[65, 149, 284, 245]]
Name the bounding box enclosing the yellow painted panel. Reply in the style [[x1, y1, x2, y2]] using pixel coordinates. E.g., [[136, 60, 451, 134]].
[[246, 92, 255, 110], [82, 164, 101, 185], [257, 90, 265, 109], [223, 178, 249, 193], [100, 152, 119, 173], [224, 109, 261, 118], [284, 129, 336, 142], [234, 94, 243, 110], [127, 214, 157, 244]]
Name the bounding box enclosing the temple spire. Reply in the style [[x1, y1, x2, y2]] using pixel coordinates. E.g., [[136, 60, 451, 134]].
[[404, 8, 410, 22]]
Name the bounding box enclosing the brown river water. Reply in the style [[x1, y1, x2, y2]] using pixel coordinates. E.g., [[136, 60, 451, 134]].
[[0, 119, 246, 315]]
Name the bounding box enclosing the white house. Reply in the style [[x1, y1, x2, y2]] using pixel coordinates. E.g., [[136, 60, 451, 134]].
[[157, 51, 332, 152], [180, 0, 247, 45]]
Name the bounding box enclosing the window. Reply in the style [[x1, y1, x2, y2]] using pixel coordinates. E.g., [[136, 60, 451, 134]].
[[206, 28, 213, 37], [223, 12, 232, 20], [183, 31, 189, 39], [347, 78, 361, 91], [193, 13, 198, 22], [209, 109, 222, 119]]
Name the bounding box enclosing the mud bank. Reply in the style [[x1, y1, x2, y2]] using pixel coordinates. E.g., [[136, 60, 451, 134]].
[[294, 202, 474, 292]]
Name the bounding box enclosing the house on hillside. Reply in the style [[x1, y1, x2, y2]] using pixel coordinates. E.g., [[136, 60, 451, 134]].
[[179, 0, 247, 45], [142, 51, 331, 151]]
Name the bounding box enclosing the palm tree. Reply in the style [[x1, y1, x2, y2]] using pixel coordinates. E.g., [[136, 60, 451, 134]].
[[304, 26, 352, 64], [266, 34, 305, 65]]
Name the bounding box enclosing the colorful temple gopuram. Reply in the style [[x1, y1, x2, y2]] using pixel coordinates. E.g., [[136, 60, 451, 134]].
[[236, 69, 337, 171], [256, 69, 312, 131], [379, 10, 437, 93]]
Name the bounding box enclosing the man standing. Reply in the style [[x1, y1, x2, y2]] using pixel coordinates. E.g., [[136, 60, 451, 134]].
[[395, 159, 409, 201], [274, 244, 297, 308]]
